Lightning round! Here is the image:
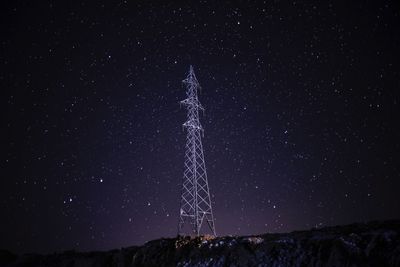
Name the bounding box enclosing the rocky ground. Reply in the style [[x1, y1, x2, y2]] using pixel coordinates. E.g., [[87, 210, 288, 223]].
[[1, 220, 399, 267]]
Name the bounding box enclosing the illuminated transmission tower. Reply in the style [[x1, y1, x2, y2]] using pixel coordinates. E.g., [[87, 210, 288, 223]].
[[178, 65, 216, 237]]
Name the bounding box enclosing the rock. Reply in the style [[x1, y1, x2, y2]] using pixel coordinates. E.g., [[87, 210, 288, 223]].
[[0, 250, 17, 266], [2, 220, 400, 267]]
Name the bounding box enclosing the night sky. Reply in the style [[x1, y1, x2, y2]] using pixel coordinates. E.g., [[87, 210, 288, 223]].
[[1, 0, 400, 254]]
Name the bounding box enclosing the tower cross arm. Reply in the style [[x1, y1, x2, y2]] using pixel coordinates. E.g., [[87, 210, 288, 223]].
[[180, 98, 205, 111]]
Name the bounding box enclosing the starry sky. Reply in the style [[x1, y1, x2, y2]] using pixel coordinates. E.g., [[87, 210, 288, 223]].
[[1, 0, 400, 254]]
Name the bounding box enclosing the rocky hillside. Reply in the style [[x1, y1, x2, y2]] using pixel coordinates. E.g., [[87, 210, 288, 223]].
[[1, 220, 399, 267]]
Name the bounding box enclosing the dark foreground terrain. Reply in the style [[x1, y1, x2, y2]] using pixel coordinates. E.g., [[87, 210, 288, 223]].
[[1, 220, 399, 267]]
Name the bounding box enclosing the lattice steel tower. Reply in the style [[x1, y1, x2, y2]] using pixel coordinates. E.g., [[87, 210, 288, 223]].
[[178, 65, 216, 237]]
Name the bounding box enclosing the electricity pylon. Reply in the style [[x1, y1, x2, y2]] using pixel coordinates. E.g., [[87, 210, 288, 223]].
[[178, 65, 216, 237]]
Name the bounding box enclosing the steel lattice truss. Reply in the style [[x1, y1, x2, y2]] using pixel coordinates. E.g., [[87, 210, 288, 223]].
[[178, 65, 216, 237]]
